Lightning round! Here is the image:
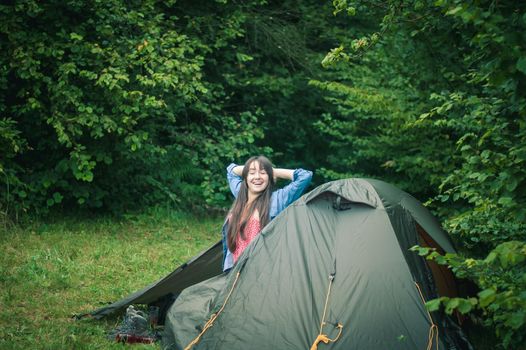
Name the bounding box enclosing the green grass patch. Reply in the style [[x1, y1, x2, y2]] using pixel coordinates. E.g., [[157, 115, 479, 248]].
[[0, 208, 222, 349]]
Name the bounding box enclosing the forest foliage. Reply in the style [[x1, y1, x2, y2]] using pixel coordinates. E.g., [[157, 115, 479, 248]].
[[325, 1, 526, 347], [1, 0, 525, 348]]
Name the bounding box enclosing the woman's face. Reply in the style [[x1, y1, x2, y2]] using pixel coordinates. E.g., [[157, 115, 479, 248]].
[[246, 160, 269, 196]]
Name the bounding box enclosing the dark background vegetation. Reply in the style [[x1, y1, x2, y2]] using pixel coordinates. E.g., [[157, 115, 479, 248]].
[[1, 0, 525, 348]]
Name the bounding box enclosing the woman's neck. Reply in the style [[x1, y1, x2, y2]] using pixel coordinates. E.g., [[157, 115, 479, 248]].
[[247, 192, 259, 204], [245, 194, 261, 220]]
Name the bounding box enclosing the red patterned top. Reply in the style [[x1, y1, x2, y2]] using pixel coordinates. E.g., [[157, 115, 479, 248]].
[[233, 216, 261, 263]]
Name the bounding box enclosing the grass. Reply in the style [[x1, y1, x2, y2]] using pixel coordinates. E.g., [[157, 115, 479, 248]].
[[0, 208, 222, 350]]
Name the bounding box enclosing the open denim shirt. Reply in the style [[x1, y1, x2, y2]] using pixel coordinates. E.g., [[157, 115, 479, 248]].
[[222, 163, 313, 271]]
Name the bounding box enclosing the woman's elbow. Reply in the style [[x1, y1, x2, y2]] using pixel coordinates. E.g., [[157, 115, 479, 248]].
[[296, 169, 313, 184]]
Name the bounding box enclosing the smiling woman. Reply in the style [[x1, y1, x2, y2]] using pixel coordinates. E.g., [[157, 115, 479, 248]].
[[246, 161, 271, 198], [222, 156, 313, 271]]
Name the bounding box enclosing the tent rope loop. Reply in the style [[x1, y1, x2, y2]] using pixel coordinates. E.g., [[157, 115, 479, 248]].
[[183, 271, 241, 350], [309, 324, 343, 350], [310, 273, 343, 350], [414, 282, 439, 350]]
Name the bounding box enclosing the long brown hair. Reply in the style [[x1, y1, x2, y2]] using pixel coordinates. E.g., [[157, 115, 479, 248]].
[[227, 156, 275, 252]]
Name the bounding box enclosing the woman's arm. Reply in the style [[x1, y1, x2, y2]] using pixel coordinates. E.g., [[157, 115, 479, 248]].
[[271, 168, 313, 216], [227, 163, 243, 197], [232, 165, 244, 177], [273, 168, 294, 181]]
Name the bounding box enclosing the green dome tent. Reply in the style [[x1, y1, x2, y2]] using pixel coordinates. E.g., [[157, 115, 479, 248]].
[[82, 179, 471, 349]]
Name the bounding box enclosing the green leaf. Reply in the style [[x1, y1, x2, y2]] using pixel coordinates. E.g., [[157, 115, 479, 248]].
[[484, 251, 498, 264], [425, 298, 442, 312], [517, 57, 526, 74], [505, 311, 525, 330], [235, 53, 254, 63], [70, 32, 83, 41], [478, 289, 496, 308], [498, 197, 513, 206], [410, 246, 432, 256], [456, 298, 475, 314], [444, 298, 460, 314], [446, 6, 463, 16], [52, 192, 63, 203]]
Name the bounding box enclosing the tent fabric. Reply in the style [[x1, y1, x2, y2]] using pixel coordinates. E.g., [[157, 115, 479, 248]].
[[163, 273, 228, 349], [304, 178, 456, 253], [161, 179, 470, 350], [81, 178, 471, 349]]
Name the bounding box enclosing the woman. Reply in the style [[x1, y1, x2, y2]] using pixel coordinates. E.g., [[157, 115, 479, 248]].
[[222, 156, 313, 271]]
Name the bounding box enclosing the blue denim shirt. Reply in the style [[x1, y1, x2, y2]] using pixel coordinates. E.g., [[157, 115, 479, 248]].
[[222, 163, 313, 271]]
